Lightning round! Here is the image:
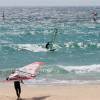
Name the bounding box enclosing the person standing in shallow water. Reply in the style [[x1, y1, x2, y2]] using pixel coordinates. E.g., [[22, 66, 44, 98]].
[[92, 11, 97, 22], [45, 42, 50, 49], [45, 42, 53, 50]]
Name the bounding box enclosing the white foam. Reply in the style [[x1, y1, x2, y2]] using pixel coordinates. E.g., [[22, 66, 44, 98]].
[[22, 79, 100, 85], [83, 23, 96, 28], [58, 64, 100, 73], [11, 44, 47, 52], [64, 42, 100, 49], [91, 20, 100, 24], [64, 42, 86, 48], [8, 43, 62, 52]]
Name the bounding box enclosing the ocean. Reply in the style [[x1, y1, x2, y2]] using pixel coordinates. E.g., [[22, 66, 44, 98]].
[[0, 6, 100, 84]]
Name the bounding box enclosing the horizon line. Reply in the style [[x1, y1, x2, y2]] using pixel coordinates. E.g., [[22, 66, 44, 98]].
[[0, 5, 100, 7]]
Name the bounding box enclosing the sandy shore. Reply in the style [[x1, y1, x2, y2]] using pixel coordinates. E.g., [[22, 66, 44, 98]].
[[0, 83, 100, 100]]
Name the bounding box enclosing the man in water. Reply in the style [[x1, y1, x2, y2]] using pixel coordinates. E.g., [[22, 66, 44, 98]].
[[45, 42, 53, 50], [45, 42, 50, 49], [2, 11, 5, 20], [92, 11, 97, 22], [45, 28, 58, 50]]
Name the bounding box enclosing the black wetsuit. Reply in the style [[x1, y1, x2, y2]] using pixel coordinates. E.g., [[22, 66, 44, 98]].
[[46, 42, 53, 50], [14, 81, 21, 98], [46, 42, 50, 49], [92, 12, 97, 22]]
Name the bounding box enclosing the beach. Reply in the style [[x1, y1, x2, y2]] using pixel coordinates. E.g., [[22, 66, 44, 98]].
[[0, 83, 100, 100]]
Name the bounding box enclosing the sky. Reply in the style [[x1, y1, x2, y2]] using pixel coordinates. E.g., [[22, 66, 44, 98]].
[[0, 0, 100, 6]]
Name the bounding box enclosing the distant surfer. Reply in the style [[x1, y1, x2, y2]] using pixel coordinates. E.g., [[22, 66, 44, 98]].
[[2, 11, 5, 20], [45, 28, 58, 51], [54, 28, 58, 34], [45, 42, 53, 50], [92, 11, 97, 22], [45, 42, 50, 49]]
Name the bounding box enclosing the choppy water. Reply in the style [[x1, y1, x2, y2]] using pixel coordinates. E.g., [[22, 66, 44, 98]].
[[0, 7, 100, 84]]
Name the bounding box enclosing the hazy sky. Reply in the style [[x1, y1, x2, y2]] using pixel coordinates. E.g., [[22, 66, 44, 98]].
[[0, 0, 100, 6]]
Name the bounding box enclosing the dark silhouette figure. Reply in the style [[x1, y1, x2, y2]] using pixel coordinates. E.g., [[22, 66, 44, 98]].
[[14, 81, 21, 99], [2, 11, 5, 20], [45, 42, 53, 50], [14, 80, 24, 99], [92, 12, 97, 22], [45, 42, 50, 49]]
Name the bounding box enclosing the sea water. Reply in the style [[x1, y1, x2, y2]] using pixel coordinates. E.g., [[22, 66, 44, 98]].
[[0, 7, 100, 84]]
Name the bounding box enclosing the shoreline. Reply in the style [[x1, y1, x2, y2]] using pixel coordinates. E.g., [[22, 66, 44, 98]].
[[1, 79, 100, 86]]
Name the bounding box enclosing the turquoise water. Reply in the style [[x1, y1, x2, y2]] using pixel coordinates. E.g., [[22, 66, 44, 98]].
[[0, 7, 100, 84]]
